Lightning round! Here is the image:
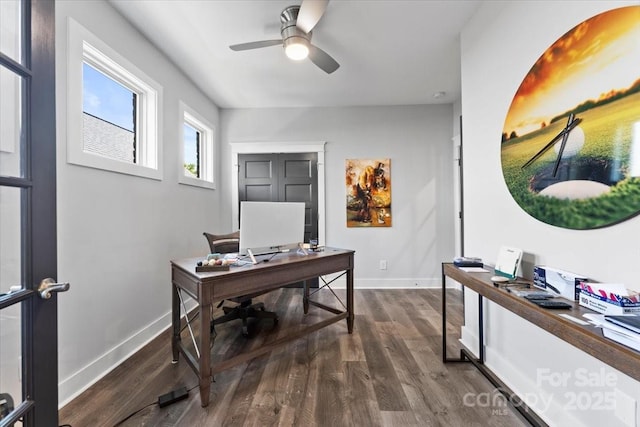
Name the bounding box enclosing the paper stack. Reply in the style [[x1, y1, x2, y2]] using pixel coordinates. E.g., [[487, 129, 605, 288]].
[[584, 313, 640, 352]]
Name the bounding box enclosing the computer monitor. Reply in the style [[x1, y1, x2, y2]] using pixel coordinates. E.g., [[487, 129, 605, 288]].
[[239, 201, 305, 255]]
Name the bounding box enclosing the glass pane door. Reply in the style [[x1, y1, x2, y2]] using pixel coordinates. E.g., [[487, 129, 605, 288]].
[[0, 0, 23, 64], [0, 0, 60, 425], [0, 186, 24, 422]]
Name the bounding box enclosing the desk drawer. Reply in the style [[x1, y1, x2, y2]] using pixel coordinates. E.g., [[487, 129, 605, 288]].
[[172, 267, 200, 298]]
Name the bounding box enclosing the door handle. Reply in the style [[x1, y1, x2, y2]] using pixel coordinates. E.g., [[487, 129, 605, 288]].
[[38, 278, 70, 299], [0, 392, 14, 418]]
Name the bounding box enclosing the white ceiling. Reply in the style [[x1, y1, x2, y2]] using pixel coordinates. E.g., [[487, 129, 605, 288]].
[[110, 0, 482, 109]]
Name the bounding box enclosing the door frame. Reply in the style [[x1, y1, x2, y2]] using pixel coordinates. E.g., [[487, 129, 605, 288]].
[[0, 0, 59, 425], [456, 114, 465, 257], [230, 141, 326, 246], [453, 133, 462, 258]]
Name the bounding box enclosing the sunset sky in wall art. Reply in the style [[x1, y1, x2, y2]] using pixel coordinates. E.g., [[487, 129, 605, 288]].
[[503, 6, 640, 137]]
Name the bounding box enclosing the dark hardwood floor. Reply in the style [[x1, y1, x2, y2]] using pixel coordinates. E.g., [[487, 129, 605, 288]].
[[59, 288, 528, 427]]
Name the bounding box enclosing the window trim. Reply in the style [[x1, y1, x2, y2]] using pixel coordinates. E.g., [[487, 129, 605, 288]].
[[183, 122, 200, 178], [66, 18, 163, 180], [178, 102, 215, 190]]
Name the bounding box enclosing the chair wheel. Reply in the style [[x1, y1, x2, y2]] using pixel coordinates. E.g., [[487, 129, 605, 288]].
[[242, 326, 249, 337]]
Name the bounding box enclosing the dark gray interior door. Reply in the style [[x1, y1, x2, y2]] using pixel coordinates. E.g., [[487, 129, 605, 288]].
[[0, 0, 60, 425], [239, 153, 319, 288], [238, 153, 318, 242]]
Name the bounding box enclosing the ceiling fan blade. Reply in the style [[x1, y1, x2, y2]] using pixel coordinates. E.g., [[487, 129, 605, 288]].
[[229, 39, 282, 51], [296, 0, 329, 34], [308, 44, 339, 74]]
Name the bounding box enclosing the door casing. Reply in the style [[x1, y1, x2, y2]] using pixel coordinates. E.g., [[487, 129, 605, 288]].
[[230, 141, 326, 245]]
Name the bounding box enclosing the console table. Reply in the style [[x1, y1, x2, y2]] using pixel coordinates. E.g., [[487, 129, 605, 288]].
[[171, 248, 354, 407], [442, 262, 640, 426]]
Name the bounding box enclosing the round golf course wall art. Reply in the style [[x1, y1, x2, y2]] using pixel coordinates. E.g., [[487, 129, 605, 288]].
[[500, 6, 640, 230]]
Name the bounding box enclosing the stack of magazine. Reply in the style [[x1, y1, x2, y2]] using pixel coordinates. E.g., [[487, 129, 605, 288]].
[[585, 313, 640, 352], [453, 256, 483, 268]]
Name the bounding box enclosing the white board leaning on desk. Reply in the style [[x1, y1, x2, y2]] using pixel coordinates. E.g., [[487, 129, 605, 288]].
[[493, 246, 523, 280], [239, 201, 305, 255]]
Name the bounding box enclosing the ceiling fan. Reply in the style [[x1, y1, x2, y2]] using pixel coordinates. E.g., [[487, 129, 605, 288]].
[[229, 0, 340, 74]]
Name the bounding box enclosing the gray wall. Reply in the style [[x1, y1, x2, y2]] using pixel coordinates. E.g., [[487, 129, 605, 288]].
[[54, 1, 457, 405], [220, 106, 456, 287], [56, 0, 221, 404], [55, 2, 640, 422], [461, 1, 640, 426]]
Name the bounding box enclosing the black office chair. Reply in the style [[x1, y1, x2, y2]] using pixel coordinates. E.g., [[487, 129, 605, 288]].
[[203, 231, 278, 337]]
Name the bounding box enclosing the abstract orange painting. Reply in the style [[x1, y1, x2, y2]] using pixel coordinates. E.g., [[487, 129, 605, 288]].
[[345, 159, 391, 227]]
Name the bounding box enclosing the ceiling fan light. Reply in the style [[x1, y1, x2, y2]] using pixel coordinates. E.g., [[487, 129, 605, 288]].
[[284, 37, 309, 60]]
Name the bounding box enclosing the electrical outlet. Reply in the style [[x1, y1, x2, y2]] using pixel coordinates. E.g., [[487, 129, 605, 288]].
[[379, 260, 387, 270]]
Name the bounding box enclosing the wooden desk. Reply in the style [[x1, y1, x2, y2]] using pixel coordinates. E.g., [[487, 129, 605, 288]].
[[442, 263, 640, 426], [171, 248, 355, 407]]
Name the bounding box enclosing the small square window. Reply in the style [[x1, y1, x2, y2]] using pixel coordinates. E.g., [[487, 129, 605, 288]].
[[82, 62, 136, 163], [183, 123, 200, 178], [179, 102, 215, 189], [66, 18, 162, 180]]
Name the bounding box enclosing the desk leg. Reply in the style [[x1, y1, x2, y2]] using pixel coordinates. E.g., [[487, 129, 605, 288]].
[[347, 266, 354, 334], [171, 282, 180, 363], [478, 294, 485, 364], [441, 264, 447, 362], [198, 285, 212, 407], [442, 265, 546, 426], [303, 279, 309, 314], [442, 263, 467, 363]]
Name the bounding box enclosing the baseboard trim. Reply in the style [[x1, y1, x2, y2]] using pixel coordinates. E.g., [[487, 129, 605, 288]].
[[460, 325, 480, 356], [58, 280, 445, 407], [318, 275, 442, 289], [356, 277, 442, 289], [58, 300, 197, 408]]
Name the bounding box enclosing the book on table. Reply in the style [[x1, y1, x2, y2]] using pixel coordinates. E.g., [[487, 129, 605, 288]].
[[604, 315, 640, 334]]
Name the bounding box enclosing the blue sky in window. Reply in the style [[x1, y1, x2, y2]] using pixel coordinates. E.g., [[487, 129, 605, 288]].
[[82, 62, 135, 132], [184, 124, 198, 167], [83, 61, 200, 171]]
